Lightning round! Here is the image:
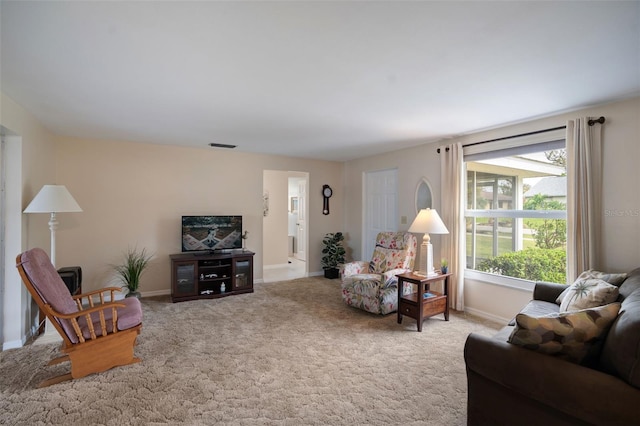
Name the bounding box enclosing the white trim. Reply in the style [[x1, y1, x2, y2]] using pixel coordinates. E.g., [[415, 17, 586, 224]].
[[465, 269, 534, 292], [3, 338, 24, 350], [465, 209, 566, 219], [464, 306, 511, 325], [140, 289, 171, 298]]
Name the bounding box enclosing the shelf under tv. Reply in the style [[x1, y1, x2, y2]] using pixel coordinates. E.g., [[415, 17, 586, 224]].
[[170, 251, 254, 302]]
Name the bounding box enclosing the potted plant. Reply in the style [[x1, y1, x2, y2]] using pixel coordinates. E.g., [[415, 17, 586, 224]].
[[321, 232, 346, 279], [113, 247, 153, 298], [441, 258, 449, 274]]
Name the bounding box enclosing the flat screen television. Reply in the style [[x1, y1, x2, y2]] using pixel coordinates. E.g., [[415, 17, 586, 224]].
[[182, 215, 243, 252]]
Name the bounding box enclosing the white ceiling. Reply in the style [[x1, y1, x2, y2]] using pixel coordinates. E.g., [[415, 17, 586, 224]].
[[1, 1, 639, 162]]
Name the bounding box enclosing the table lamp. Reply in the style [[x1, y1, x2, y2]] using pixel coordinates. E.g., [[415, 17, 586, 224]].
[[408, 208, 449, 276], [23, 185, 82, 267]]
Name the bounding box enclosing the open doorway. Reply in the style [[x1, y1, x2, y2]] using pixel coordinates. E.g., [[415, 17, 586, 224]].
[[262, 170, 308, 283]]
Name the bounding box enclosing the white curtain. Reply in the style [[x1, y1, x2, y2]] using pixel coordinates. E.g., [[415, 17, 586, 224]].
[[566, 118, 603, 283], [440, 142, 465, 311]]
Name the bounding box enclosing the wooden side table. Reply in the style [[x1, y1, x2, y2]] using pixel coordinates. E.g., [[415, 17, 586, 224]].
[[397, 272, 451, 332]]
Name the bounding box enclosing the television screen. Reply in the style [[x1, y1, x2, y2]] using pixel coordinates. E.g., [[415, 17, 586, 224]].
[[182, 215, 243, 252]]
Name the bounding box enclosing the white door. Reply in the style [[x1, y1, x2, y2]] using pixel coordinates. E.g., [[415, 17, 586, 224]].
[[296, 179, 307, 261], [364, 169, 398, 258]]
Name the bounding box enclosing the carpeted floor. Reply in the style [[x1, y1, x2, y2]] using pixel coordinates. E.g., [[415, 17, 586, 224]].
[[0, 277, 501, 425]]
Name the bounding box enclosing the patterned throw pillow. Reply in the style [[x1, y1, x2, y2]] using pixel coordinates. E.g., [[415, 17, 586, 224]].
[[556, 270, 628, 304], [559, 278, 619, 312], [508, 303, 621, 365]]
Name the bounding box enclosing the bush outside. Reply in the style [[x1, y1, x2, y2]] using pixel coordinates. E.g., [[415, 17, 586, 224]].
[[476, 248, 566, 283]]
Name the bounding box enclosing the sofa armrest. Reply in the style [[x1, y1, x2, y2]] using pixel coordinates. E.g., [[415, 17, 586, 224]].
[[532, 281, 566, 303], [464, 332, 640, 425]]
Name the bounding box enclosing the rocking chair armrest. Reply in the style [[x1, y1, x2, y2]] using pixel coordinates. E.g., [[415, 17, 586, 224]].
[[72, 287, 123, 307], [50, 302, 126, 319], [73, 286, 122, 300], [43, 300, 128, 342], [43, 300, 127, 320]]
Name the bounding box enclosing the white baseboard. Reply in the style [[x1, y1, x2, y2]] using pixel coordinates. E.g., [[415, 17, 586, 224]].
[[464, 306, 510, 325], [141, 289, 171, 298], [3, 339, 24, 350]]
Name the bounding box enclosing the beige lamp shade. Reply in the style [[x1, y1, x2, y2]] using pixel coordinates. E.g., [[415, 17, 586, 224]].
[[24, 185, 83, 213], [408, 208, 449, 235]]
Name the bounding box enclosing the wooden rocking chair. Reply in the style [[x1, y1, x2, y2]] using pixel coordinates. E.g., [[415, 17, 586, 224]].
[[16, 248, 143, 388]]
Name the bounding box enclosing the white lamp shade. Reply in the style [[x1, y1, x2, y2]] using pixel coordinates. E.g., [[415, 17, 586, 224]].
[[408, 208, 449, 234], [24, 185, 83, 213]]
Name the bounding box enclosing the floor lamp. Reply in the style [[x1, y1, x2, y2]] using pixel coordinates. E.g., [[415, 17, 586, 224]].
[[408, 208, 449, 276], [23, 185, 83, 267], [24, 185, 82, 343]]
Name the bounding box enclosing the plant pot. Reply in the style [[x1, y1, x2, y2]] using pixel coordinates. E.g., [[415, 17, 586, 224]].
[[324, 268, 340, 279], [441, 266, 448, 274], [126, 290, 141, 299]]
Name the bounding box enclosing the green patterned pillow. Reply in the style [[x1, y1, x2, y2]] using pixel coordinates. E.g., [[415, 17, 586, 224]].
[[508, 303, 621, 365]]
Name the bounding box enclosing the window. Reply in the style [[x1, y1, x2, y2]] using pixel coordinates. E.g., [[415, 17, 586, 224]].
[[465, 135, 567, 284]]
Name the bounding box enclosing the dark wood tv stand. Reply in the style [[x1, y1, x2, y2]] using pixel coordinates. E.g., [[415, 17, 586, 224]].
[[170, 250, 254, 302]]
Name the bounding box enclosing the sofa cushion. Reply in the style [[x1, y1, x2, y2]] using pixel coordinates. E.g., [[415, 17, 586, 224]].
[[559, 278, 619, 312], [507, 300, 558, 326], [599, 288, 640, 389], [508, 302, 621, 365], [556, 270, 628, 304]]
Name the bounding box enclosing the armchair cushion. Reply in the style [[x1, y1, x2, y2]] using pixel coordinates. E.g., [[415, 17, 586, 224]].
[[369, 232, 416, 274], [381, 268, 413, 289]]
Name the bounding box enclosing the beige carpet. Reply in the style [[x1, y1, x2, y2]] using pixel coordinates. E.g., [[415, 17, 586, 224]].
[[0, 277, 500, 425]]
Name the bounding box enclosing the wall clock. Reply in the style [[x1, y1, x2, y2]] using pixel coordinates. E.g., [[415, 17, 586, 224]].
[[322, 185, 332, 215]]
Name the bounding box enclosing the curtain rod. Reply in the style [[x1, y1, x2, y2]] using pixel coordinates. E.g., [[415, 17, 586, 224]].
[[437, 116, 605, 153]]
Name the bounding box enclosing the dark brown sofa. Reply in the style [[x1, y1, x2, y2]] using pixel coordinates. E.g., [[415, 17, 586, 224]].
[[464, 267, 640, 425]]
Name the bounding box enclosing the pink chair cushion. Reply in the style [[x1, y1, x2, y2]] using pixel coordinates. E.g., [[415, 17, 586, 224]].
[[77, 297, 142, 340]]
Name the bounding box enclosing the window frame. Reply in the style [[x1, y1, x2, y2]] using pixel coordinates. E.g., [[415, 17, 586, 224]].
[[463, 129, 567, 288]]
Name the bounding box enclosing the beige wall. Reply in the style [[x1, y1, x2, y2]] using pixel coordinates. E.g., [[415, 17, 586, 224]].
[[344, 96, 640, 323], [54, 136, 344, 295], [263, 170, 289, 266], [1, 92, 57, 348]]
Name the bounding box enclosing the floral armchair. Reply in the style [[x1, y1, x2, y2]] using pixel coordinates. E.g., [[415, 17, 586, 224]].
[[341, 232, 417, 315]]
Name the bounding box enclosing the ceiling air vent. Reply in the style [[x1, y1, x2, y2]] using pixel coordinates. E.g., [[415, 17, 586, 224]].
[[208, 143, 237, 149]]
